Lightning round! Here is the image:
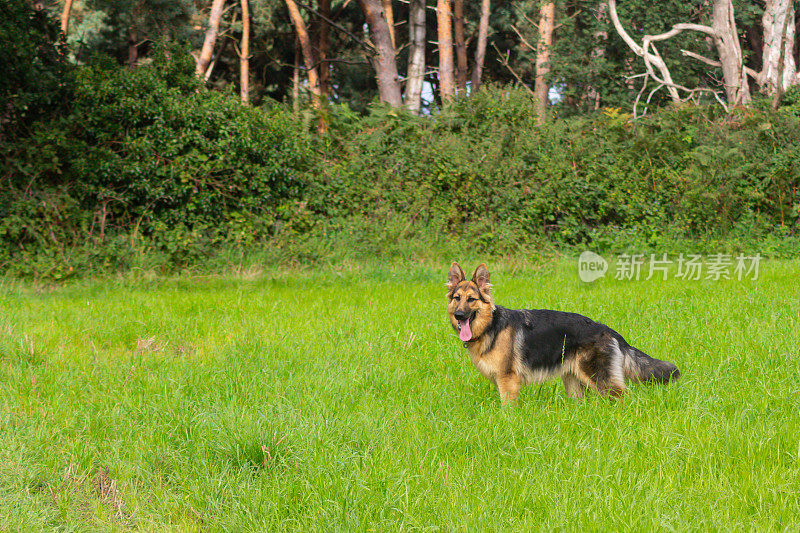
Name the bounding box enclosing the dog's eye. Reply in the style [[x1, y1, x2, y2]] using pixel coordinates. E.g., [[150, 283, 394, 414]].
[[452, 295, 460, 301], [467, 297, 477, 303]]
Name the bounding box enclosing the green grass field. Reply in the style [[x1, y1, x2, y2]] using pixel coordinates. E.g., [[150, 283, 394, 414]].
[[1, 259, 799, 531]]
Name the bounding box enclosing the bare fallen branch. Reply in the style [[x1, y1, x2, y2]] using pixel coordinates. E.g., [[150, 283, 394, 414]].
[[610, 0, 741, 112], [609, 0, 681, 102]]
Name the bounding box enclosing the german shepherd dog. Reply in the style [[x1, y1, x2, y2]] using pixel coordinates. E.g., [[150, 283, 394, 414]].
[[446, 262, 680, 404]]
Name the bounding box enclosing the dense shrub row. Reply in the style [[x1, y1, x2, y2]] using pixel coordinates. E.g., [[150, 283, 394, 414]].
[[2, 43, 799, 277], [313, 89, 800, 255], [1, 48, 311, 275]]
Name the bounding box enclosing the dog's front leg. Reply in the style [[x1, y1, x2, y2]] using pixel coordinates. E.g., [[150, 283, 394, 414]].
[[496, 373, 522, 406]]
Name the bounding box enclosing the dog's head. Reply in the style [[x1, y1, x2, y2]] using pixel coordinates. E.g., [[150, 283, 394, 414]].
[[446, 262, 494, 342]]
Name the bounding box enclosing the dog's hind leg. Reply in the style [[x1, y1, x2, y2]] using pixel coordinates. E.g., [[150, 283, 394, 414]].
[[575, 335, 626, 400], [561, 373, 585, 400], [575, 369, 625, 400]]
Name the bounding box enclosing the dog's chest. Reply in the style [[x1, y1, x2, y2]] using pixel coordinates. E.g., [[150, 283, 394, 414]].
[[466, 329, 512, 381], [472, 354, 498, 380]]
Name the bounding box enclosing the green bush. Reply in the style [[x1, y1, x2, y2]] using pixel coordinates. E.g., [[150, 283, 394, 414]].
[[1, 45, 313, 273], [311, 88, 799, 254], [2, 55, 799, 278], [0, 0, 71, 140]]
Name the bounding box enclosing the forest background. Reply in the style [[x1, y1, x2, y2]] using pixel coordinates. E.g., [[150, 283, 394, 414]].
[[2, 0, 799, 278]]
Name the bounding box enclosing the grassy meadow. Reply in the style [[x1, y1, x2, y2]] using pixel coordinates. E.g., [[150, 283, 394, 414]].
[[1, 259, 799, 530]]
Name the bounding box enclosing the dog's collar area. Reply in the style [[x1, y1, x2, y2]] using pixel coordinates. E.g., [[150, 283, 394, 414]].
[[463, 329, 494, 349]]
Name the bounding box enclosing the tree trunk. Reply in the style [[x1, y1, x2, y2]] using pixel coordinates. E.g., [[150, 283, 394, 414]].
[[197, 0, 227, 77], [285, 0, 326, 132], [240, 0, 250, 104], [437, 0, 455, 101], [359, 0, 404, 107], [127, 28, 138, 69], [534, 1, 555, 123], [318, 0, 332, 98], [405, 0, 427, 113], [796, 16, 800, 64], [587, 1, 608, 109], [382, 0, 396, 48], [292, 37, 301, 112], [761, 0, 798, 94], [205, 36, 229, 82], [60, 0, 74, 35], [711, 0, 750, 105], [470, 0, 491, 92], [453, 0, 468, 92], [772, 7, 791, 109]]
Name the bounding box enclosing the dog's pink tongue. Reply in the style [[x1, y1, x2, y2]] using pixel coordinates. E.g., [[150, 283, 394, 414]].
[[459, 320, 472, 341]]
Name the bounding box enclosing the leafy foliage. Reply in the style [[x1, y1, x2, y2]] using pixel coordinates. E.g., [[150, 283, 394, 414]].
[[0, 0, 71, 140], [1, 46, 311, 275], [312, 87, 799, 254], [2, 45, 799, 277]]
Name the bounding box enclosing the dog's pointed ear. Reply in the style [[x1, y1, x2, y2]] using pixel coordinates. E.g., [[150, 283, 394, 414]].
[[447, 262, 466, 290], [472, 263, 491, 292]]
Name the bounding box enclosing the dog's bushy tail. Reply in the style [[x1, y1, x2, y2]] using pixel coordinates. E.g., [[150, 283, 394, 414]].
[[623, 347, 680, 383]]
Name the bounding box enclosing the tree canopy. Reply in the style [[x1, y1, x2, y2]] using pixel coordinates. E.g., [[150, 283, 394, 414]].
[[33, 0, 798, 114]]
